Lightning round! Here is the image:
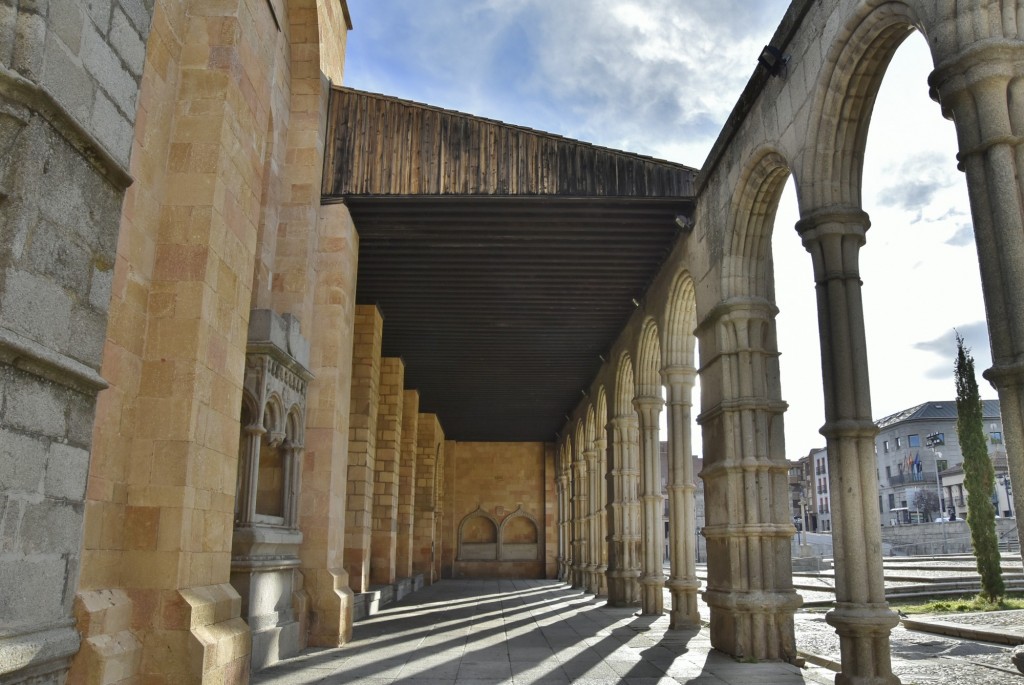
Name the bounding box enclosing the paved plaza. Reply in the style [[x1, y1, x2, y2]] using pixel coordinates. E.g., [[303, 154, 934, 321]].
[[253, 577, 1024, 685]]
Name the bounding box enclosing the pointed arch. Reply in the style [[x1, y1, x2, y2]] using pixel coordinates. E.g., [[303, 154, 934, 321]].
[[722, 150, 793, 300], [635, 318, 663, 398], [584, 405, 597, 448], [612, 352, 636, 418], [801, 2, 923, 211], [662, 271, 698, 370], [595, 386, 608, 433]]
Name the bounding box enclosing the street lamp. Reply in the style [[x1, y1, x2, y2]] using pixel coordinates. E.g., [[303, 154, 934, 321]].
[[998, 474, 1013, 517]]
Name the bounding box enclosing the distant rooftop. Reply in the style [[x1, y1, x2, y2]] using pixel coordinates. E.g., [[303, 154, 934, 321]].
[[875, 400, 1002, 429]]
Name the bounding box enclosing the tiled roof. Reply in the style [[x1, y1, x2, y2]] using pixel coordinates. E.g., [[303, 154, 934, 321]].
[[875, 399, 1001, 429]]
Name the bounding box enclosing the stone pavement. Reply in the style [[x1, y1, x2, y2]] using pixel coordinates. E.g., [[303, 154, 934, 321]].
[[254, 579, 833, 684], [254, 579, 1024, 684]]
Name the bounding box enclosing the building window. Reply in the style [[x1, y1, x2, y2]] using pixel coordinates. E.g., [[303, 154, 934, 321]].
[[888, 494, 896, 510], [885, 466, 891, 479], [991, 431, 1003, 445], [883, 440, 889, 452], [908, 434, 921, 447], [927, 432, 945, 446], [895, 437, 902, 449]]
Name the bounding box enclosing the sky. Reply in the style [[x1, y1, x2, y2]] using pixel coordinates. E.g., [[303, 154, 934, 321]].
[[341, 0, 996, 458]]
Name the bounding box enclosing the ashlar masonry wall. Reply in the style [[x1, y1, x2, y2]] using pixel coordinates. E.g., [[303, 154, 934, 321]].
[[448, 443, 557, 579], [0, 1, 153, 683]]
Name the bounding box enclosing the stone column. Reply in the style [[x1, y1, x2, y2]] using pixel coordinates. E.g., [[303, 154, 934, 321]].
[[662, 366, 701, 628], [797, 209, 899, 684], [606, 415, 641, 606], [413, 415, 444, 585], [395, 390, 420, 580], [584, 446, 600, 593], [572, 454, 589, 588], [696, 298, 800, 661], [593, 436, 609, 596], [301, 203, 359, 647], [370, 358, 404, 586], [236, 424, 267, 527], [557, 468, 570, 581], [930, 39, 1024, 569], [345, 306, 383, 594], [634, 397, 665, 615]]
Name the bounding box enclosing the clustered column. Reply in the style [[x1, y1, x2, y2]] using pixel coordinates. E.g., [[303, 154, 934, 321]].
[[634, 396, 665, 615], [697, 299, 800, 661], [930, 38, 1024, 564], [592, 434, 609, 596], [797, 209, 898, 684], [606, 414, 641, 605], [572, 448, 589, 587], [662, 366, 701, 627], [583, 444, 601, 594]]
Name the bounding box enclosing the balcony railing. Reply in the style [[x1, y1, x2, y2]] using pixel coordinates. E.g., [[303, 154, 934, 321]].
[[887, 472, 936, 487]]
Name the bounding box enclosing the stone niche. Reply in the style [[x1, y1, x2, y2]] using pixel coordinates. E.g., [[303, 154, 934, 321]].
[[231, 310, 312, 671], [455, 506, 542, 578]]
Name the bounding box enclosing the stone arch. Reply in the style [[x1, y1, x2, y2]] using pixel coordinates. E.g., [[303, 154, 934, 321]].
[[612, 352, 636, 418], [499, 506, 540, 560], [661, 271, 698, 370], [801, 1, 923, 211], [595, 386, 608, 433], [458, 507, 499, 561], [723, 150, 793, 300], [635, 318, 662, 399], [286, 406, 304, 447], [573, 421, 586, 460], [263, 392, 286, 445], [584, 406, 597, 448]]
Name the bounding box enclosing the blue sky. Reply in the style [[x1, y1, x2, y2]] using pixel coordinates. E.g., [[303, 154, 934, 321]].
[[342, 1, 995, 457]]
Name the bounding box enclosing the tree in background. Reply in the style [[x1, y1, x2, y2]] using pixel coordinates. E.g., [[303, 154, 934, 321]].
[[955, 332, 1004, 600], [913, 489, 940, 522]]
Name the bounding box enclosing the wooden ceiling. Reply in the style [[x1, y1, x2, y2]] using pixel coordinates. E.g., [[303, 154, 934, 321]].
[[323, 88, 696, 442]]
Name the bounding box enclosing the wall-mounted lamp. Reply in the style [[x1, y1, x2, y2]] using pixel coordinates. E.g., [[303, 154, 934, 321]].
[[598, 354, 606, 363], [631, 297, 640, 307], [675, 214, 694, 233], [758, 45, 789, 78]]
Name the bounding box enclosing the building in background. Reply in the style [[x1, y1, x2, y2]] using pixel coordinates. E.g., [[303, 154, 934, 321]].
[[875, 400, 1005, 525]]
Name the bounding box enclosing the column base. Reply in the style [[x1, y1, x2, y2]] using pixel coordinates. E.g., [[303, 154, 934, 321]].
[[304, 567, 354, 647], [606, 570, 641, 607], [2, 620, 80, 685], [826, 603, 901, 685], [594, 565, 608, 596], [703, 588, 802, 662], [639, 575, 664, 615], [666, 578, 701, 628]]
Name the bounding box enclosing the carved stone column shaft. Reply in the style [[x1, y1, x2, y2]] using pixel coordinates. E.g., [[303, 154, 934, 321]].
[[606, 415, 641, 606], [798, 209, 898, 685], [594, 437, 609, 596], [697, 299, 800, 661], [663, 366, 701, 628], [634, 396, 665, 615], [237, 424, 266, 526], [931, 40, 1024, 572]]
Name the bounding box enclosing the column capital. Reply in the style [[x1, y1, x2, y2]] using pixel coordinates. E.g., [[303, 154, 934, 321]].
[[632, 395, 664, 425], [795, 206, 870, 246], [929, 39, 1024, 110], [661, 364, 697, 383]]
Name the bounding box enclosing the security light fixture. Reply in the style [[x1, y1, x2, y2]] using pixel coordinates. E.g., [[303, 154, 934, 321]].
[[758, 45, 789, 78], [674, 213, 694, 233]]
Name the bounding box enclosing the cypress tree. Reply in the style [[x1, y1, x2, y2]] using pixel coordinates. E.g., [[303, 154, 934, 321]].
[[954, 332, 1004, 600]]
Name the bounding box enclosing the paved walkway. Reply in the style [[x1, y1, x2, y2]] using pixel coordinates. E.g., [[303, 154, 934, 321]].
[[254, 579, 1024, 684], [254, 580, 834, 684]]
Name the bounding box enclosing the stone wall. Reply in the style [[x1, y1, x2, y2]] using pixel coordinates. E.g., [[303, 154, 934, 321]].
[[0, 1, 152, 682], [448, 442, 556, 580], [881, 518, 1019, 556]]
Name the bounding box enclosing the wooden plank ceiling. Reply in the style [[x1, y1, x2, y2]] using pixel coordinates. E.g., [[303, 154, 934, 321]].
[[323, 88, 697, 442]]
